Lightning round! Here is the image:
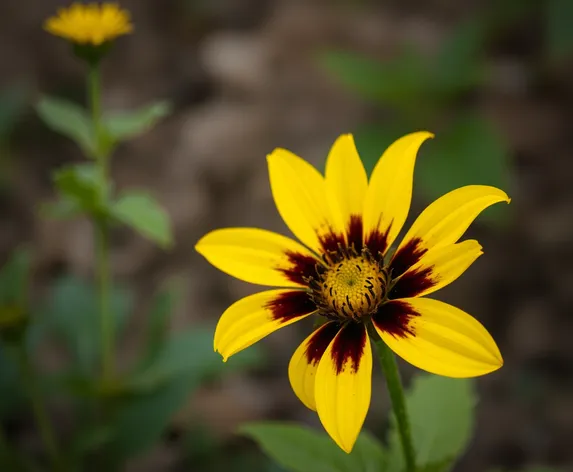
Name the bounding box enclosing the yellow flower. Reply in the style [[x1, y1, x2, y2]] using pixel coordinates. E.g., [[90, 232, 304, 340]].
[[195, 132, 510, 453], [44, 2, 133, 45]]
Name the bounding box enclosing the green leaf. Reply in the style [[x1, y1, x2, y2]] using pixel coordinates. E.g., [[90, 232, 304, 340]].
[[111, 190, 173, 249], [40, 276, 133, 373], [104, 101, 171, 142], [547, 0, 573, 60], [129, 327, 263, 391], [39, 197, 83, 220], [67, 425, 114, 465], [416, 114, 511, 222], [129, 329, 218, 390], [416, 459, 452, 472], [36, 96, 96, 155], [354, 123, 413, 177], [488, 468, 563, 472], [0, 248, 31, 308], [0, 344, 24, 418], [354, 118, 511, 223], [386, 375, 476, 472], [240, 422, 386, 472], [110, 375, 196, 460], [137, 278, 183, 370], [53, 163, 106, 214], [432, 19, 486, 99], [0, 85, 29, 142], [320, 50, 428, 112], [113, 328, 263, 459]]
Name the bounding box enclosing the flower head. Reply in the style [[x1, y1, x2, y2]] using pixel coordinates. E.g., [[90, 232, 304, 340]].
[[44, 2, 133, 45], [196, 132, 510, 453]]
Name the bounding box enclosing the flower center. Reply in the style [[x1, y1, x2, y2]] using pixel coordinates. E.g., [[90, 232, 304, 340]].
[[317, 255, 386, 320]]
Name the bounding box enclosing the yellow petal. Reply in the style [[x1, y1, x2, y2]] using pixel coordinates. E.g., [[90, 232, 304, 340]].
[[391, 185, 510, 276], [288, 321, 341, 411], [372, 298, 502, 378], [315, 322, 372, 453], [195, 228, 321, 287], [325, 134, 368, 249], [389, 240, 483, 299], [268, 148, 342, 253], [215, 290, 316, 361], [363, 132, 434, 255]]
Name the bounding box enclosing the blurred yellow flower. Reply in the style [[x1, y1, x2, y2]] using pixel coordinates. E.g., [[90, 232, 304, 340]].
[[44, 2, 133, 45], [196, 132, 510, 453]]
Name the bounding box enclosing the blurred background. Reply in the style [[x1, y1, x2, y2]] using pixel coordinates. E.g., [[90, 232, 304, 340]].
[[0, 0, 572, 470]]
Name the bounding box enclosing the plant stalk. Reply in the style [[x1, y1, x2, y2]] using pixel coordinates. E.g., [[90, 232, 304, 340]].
[[372, 333, 416, 472], [88, 64, 113, 381]]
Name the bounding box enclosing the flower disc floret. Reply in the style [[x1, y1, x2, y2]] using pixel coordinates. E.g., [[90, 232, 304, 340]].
[[312, 252, 386, 320]]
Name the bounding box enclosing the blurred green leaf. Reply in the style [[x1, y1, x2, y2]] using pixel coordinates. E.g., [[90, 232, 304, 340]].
[[130, 327, 263, 391], [39, 197, 83, 220], [111, 375, 195, 459], [354, 123, 413, 176], [182, 422, 221, 468], [53, 163, 106, 215], [385, 375, 476, 472], [320, 50, 428, 112], [0, 85, 29, 142], [111, 190, 173, 249], [432, 19, 486, 98], [129, 329, 218, 390], [0, 248, 31, 309], [104, 101, 171, 142], [355, 117, 511, 223], [489, 468, 563, 472], [240, 423, 386, 472], [68, 425, 114, 466], [40, 276, 133, 373], [137, 278, 183, 370], [417, 114, 511, 222], [416, 459, 453, 472], [0, 345, 23, 418], [113, 328, 263, 459], [36, 96, 96, 156], [547, 0, 573, 60]]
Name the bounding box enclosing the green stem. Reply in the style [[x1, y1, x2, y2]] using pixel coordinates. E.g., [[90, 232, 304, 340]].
[[88, 65, 102, 147], [95, 218, 112, 380], [372, 333, 416, 472], [16, 346, 63, 471], [88, 64, 113, 381]]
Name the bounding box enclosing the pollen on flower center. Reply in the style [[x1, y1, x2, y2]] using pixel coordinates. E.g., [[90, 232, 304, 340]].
[[318, 255, 386, 320]]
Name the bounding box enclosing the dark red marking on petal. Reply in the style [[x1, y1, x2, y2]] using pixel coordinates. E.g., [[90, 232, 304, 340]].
[[266, 291, 317, 322], [389, 266, 434, 299], [389, 238, 427, 279], [365, 226, 390, 258], [346, 215, 363, 252], [304, 321, 341, 366], [279, 251, 319, 285], [319, 229, 345, 254], [330, 322, 368, 374], [372, 300, 418, 339]]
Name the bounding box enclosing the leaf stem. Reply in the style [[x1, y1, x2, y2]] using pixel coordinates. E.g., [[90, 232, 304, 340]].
[[88, 64, 113, 380], [372, 333, 416, 472]]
